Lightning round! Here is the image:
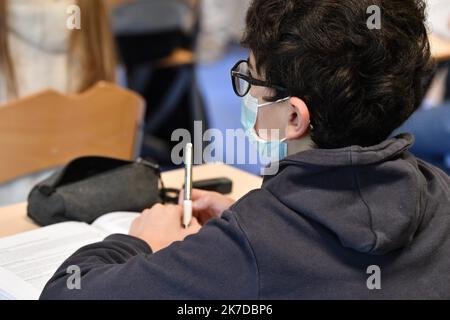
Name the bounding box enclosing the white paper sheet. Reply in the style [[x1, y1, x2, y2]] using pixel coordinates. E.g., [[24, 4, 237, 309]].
[[0, 212, 140, 300], [0, 267, 40, 300], [92, 212, 140, 235], [0, 222, 106, 299]]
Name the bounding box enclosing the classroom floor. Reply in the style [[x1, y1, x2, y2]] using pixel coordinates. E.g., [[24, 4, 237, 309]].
[[197, 46, 262, 175]]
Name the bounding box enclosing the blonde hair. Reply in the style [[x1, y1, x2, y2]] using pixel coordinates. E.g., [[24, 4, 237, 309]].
[[0, 0, 16, 99], [0, 0, 117, 99]]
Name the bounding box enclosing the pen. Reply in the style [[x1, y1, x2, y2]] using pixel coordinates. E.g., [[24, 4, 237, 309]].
[[183, 143, 193, 228]]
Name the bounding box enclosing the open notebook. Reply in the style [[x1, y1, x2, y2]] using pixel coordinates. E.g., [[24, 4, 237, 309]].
[[0, 212, 139, 300]]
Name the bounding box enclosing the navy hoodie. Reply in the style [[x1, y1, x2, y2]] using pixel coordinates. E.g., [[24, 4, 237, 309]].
[[40, 134, 450, 299]]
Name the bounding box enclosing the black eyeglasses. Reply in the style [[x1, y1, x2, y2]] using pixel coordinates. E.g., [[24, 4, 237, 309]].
[[230, 60, 288, 97]]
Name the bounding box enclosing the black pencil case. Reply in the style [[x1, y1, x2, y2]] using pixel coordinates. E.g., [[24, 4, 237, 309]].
[[27, 156, 163, 226]]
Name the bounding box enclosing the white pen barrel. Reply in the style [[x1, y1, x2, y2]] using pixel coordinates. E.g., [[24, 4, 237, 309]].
[[184, 143, 193, 200], [183, 200, 192, 228]]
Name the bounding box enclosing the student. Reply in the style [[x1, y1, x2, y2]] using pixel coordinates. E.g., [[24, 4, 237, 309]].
[[41, 0, 450, 299], [0, 0, 117, 206], [0, 0, 116, 105]]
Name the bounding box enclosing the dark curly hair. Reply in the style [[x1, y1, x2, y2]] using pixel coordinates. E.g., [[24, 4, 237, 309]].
[[242, 0, 435, 148]]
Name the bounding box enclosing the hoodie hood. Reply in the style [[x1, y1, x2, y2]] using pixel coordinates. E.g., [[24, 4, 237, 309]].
[[262, 133, 429, 255]]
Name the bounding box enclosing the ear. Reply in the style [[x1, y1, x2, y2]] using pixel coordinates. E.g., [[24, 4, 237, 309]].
[[285, 97, 310, 140]]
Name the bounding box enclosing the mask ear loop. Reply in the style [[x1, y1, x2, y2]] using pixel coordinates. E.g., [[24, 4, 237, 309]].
[[259, 96, 315, 135], [252, 96, 292, 142], [257, 96, 290, 108]]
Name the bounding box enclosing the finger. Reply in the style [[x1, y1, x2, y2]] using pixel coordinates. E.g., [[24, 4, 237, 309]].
[[166, 204, 181, 212], [150, 203, 164, 211], [178, 189, 184, 205], [187, 217, 202, 231], [166, 205, 184, 220], [130, 216, 140, 232], [179, 189, 207, 205], [190, 189, 208, 201], [193, 194, 215, 213], [190, 216, 200, 225]]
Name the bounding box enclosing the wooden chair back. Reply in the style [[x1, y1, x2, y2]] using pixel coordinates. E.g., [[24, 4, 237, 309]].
[[0, 82, 145, 183]]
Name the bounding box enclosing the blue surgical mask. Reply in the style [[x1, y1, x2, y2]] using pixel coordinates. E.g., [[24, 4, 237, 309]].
[[241, 92, 290, 163]]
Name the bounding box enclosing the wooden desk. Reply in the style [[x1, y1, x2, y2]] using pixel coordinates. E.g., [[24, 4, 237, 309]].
[[0, 164, 262, 238], [430, 34, 450, 62]]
